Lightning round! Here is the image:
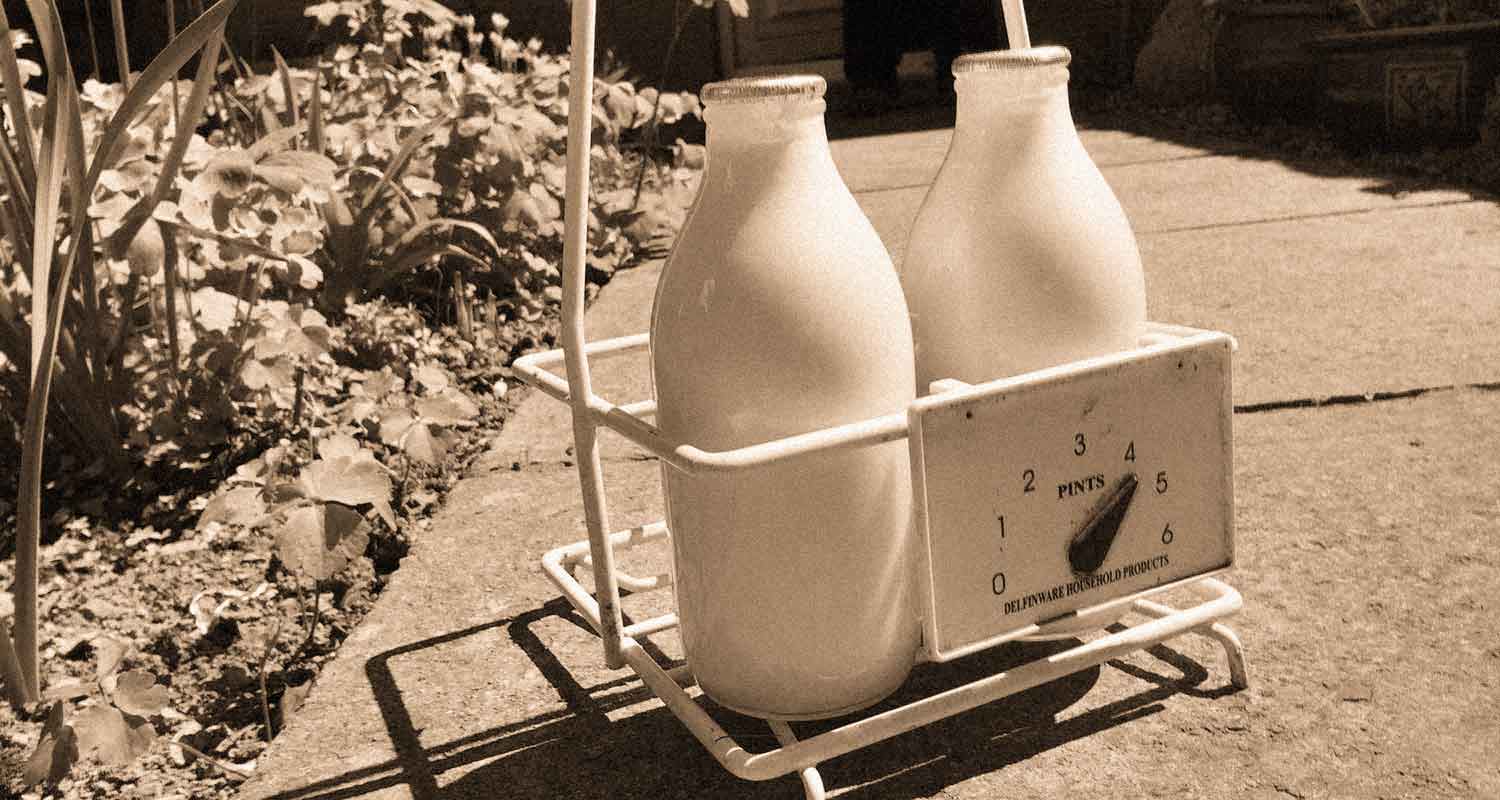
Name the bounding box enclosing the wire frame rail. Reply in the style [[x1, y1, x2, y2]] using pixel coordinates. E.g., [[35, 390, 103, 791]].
[[516, 1, 1251, 796]]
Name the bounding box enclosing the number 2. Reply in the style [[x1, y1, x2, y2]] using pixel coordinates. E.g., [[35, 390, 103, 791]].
[[1023, 469, 1035, 493]]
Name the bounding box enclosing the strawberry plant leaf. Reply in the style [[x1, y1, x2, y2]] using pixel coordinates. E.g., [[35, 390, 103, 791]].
[[73, 704, 157, 766], [23, 701, 77, 787], [92, 635, 129, 682], [360, 372, 403, 399], [297, 455, 391, 508], [112, 670, 168, 717], [413, 364, 449, 393], [378, 408, 417, 447], [275, 502, 371, 580], [402, 422, 445, 464], [415, 390, 479, 427], [191, 287, 242, 333], [317, 433, 363, 462], [371, 499, 397, 532], [198, 486, 268, 528]]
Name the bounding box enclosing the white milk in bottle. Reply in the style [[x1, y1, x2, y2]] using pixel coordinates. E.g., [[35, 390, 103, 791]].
[[901, 47, 1147, 394], [650, 75, 919, 720]]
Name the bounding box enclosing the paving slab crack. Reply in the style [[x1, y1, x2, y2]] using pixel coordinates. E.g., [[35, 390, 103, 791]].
[[1138, 197, 1484, 237], [1235, 380, 1499, 414]]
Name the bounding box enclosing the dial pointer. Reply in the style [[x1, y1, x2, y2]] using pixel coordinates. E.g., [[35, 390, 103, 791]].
[[1068, 473, 1139, 574]]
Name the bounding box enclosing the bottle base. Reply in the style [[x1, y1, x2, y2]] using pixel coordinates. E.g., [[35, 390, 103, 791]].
[[708, 688, 894, 722]]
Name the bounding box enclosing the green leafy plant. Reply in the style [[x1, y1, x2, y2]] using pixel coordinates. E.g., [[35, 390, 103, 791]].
[[4, 0, 242, 711], [23, 639, 168, 787], [2, 0, 713, 792]]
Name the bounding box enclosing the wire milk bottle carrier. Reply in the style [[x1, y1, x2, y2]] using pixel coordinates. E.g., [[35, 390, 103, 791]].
[[513, 1, 1250, 796]]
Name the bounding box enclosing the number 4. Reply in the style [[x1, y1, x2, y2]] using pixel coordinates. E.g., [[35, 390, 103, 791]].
[[1125, 441, 1136, 462]]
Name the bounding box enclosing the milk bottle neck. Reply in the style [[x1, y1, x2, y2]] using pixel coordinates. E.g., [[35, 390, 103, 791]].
[[701, 99, 838, 185], [951, 64, 1077, 155]]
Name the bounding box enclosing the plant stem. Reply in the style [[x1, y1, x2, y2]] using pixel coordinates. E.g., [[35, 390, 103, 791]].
[[168, 0, 182, 128], [109, 0, 131, 91], [82, 0, 104, 81], [173, 741, 256, 779], [300, 586, 320, 653], [161, 222, 185, 397], [257, 614, 283, 742], [290, 365, 307, 431]]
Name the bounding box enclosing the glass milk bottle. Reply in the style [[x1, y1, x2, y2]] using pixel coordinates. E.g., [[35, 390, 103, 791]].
[[649, 75, 919, 720], [901, 47, 1147, 394]]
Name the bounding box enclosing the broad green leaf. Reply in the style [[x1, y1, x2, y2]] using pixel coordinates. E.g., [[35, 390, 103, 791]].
[[92, 635, 129, 681], [73, 704, 155, 765], [240, 357, 293, 391], [415, 390, 479, 427], [378, 408, 417, 447], [297, 456, 391, 508], [23, 701, 76, 787], [112, 670, 168, 717], [244, 124, 305, 161], [276, 502, 370, 580], [317, 434, 363, 462], [413, 364, 450, 394], [198, 486, 268, 528], [402, 423, 445, 464], [191, 287, 241, 333], [360, 372, 403, 400], [256, 150, 337, 195]]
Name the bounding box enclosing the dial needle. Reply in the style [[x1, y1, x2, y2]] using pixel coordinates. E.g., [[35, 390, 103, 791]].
[[1068, 473, 1139, 574]]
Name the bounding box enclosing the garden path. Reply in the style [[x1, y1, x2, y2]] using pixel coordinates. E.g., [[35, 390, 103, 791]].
[[239, 118, 1500, 800]]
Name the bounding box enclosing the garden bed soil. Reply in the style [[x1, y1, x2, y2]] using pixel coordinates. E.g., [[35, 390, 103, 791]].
[[0, 308, 561, 799]]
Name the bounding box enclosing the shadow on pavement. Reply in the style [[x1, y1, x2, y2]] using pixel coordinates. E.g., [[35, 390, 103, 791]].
[[823, 77, 1498, 206], [261, 597, 1241, 800]]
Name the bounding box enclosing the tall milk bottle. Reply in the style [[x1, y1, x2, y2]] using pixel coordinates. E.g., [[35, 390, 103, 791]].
[[650, 75, 919, 720], [901, 47, 1147, 394]]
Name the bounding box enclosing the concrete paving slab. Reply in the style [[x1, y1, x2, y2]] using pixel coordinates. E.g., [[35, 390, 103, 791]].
[[847, 159, 1480, 276], [242, 383, 1500, 800], [833, 128, 1236, 196], [241, 124, 1500, 800], [1112, 156, 1475, 235], [1142, 200, 1500, 406]]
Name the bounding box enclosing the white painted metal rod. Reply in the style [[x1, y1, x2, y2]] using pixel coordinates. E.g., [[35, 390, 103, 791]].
[[560, 0, 627, 669], [623, 614, 680, 638], [769, 721, 828, 800], [627, 580, 1241, 782], [551, 522, 672, 594]]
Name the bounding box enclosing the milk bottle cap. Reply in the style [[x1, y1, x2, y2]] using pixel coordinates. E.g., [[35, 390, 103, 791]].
[[700, 75, 827, 104], [952, 45, 1071, 75]]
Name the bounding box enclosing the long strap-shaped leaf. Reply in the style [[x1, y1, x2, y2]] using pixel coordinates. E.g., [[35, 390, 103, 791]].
[[14, 0, 242, 705], [15, 0, 81, 705], [0, 5, 38, 190]]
